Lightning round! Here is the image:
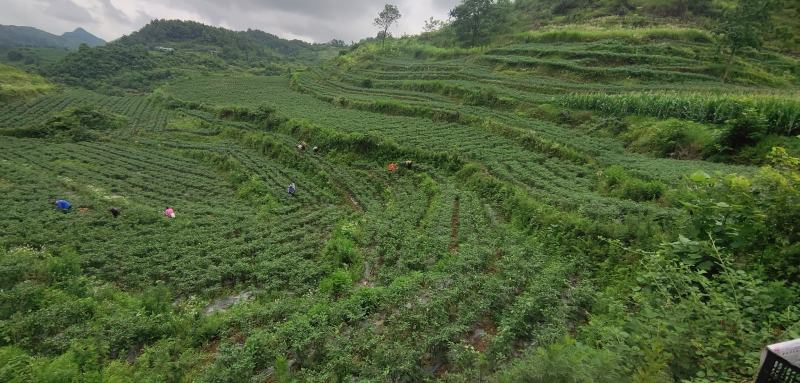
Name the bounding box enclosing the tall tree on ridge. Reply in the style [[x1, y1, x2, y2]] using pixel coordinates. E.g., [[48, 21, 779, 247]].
[[374, 4, 402, 48], [450, 0, 511, 47], [716, 0, 780, 81]]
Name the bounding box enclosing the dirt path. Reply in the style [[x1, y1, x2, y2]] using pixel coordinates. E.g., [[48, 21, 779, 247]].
[[449, 195, 460, 253], [330, 177, 362, 212], [347, 193, 362, 212]]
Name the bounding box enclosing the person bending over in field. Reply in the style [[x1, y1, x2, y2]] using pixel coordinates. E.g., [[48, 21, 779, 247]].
[[53, 199, 72, 212], [164, 207, 176, 218], [109, 207, 121, 218], [287, 182, 297, 196]]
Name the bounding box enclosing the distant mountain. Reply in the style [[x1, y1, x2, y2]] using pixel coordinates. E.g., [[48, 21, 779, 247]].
[[61, 27, 105, 48], [46, 20, 336, 92], [0, 25, 105, 49]]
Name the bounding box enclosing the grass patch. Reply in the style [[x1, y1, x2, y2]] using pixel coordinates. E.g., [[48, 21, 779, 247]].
[[0, 63, 52, 101], [516, 27, 713, 44], [622, 118, 719, 159]]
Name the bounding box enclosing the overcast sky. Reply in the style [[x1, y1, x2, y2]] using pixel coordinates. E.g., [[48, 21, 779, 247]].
[[0, 0, 460, 43]]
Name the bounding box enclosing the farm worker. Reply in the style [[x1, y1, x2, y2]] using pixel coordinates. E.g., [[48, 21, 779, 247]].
[[387, 162, 398, 173], [287, 182, 297, 196], [109, 207, 121, 218], [54, 199, 72, 211], [312, 146, 320, 153], [164, 207, 176, 218], [403, 160, 413, 169]]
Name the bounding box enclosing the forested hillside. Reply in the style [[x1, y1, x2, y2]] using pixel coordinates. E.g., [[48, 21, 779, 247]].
[[0, 1, 799, 382], [43, 20, 339, 94]]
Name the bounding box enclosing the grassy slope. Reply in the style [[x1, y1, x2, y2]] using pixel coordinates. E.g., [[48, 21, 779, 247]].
[[0, 62, 52, 100], [343, 23, 800, 164]]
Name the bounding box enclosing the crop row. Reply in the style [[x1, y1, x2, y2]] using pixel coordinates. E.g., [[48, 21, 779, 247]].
[[560, 92, 800, 136], [298, 70, 690, 179], [0, 135, 350, 293], [488, 43, 703, 66], [0, 89, 170, 131], [162, 75, 745, 226], [357, 56, 753, 94], [480, 55, 718, 83], [310, 60, 754, 180], [192, 76, 674, 219]]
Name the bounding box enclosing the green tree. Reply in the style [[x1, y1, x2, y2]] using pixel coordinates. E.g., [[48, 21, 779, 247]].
[[423, 17, 446, 33], [715, 0, 780, 81], [374, 4, 402, 48], [6, 50, 23, 62], [450, 0, 511, 46]]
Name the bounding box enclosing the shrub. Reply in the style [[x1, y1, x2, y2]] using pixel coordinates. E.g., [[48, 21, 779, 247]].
[[236, 175, 277, 210], [678, 147, 800, 281], [640, 0, 689, 17], [650, 119, 716, 158], [2, 106, 128, 141], [552, 0, 585, 15], [416, 173, 439, 197], [599, 165, 665, 202], [718, 107, 768, 152], [496, 337, 624, 383], [736, 134, 800, 164], [6, 50, 23, 62], [319, 269, 353, 298], [623, 118, 717, 159], [464, 88, 502, 107], [584, 236, 799, 382], [0, 347, 33, 382], [217, 104, 280, 125], [324, 236, 359, 266], [34, 352, 81, 383], [142, 284, 173, 315], [620, 178, 666, 201]]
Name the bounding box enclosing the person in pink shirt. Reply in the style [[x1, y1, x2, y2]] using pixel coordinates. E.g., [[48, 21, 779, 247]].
[[164, 207, 175, 218]]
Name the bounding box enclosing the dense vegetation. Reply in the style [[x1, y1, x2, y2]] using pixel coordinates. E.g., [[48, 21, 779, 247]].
[[0, 1, 799, 382], [43, 20, 339, 94]]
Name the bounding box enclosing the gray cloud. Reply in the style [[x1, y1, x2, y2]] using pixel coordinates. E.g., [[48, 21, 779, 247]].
[[0, 0, 460, 42], [42, 0, 95, 24], [146, 0, 459, 42], [97, 0, 132, 24]]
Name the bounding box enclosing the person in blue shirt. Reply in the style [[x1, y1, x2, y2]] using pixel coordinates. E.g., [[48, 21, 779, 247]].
[[53, 199, 72, 212], [287, 182, 296, 196]]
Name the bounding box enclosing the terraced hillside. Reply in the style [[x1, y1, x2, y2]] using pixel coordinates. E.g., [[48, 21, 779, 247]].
[[1, 19, 799, 383]]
